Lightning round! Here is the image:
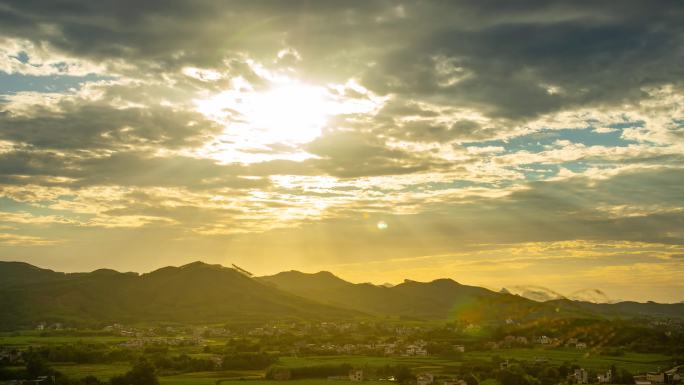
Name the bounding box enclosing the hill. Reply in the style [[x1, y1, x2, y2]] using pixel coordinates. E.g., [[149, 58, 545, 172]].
[[0, 261, 67, 288], [1, 261, 682, 329], [261, 271, 684, 321], [548, 298, 684, 318], [0, 261, 357, 329], [260, 271, 558, 321]]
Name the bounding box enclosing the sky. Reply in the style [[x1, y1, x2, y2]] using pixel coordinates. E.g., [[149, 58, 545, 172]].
[[0, 1, 683, 303]]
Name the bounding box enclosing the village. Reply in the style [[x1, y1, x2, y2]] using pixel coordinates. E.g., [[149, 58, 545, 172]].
[[1, 318, 682, 385]]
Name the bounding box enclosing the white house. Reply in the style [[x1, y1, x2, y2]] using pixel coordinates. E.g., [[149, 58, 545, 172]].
[[573, 369, 589, 384], [597, 369, 612, 384], [349, 369, 364, 382], [417, 373, 434, 385]]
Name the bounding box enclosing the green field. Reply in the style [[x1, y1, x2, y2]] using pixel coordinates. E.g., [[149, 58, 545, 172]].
[[464, 348, 672, 373], [162, 378, 390, 385], [48, 350, 670, 382], [278, 355, 459, 375], [158, 370, 264, 385], [274, 348, 672, 375], [51, 362, 131, 378], [2, 338, 675, 384], [0, 334, 128, 346]]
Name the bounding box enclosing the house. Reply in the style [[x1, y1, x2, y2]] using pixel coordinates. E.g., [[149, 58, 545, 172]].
[[647, 372, 665, 384], [597, 369, 612, 384], [383, 344, 397, 355], [453, 344, 465, 353], [349, 369, 364, 382], [270, 367, 292, 381], [572, 369, 589, 384], [500, 360, 509, 370], [417, 373, 434, 385], [537, 336, 550, 345], [576, 342, 587, 350], [0, 349, 22, 364], [210, 356, 223, 370], [664, 367, 682, 385], [634, 376, 652, 385], [405, 344, 428, 356], [444, 380, 467, 385], [6, 376, 56, 385]]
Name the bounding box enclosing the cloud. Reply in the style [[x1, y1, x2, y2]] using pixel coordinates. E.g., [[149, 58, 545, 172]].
[[1, 0, 683, 301]]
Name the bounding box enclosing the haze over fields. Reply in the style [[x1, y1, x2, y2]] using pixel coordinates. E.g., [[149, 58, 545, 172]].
[[1, 1, 683, 302]]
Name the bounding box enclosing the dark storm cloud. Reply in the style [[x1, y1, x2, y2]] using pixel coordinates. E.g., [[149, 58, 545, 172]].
[[2, 0, 683, 117], [0, 101, 222, 150], [0, 150, 269, 190], [362, 3, 684, 118], [0, 0, 394, 74], [305, 130, 435, 178]]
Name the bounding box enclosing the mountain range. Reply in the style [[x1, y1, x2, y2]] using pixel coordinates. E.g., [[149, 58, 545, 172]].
[[0, 261, 682, 330], [502, 286, 615, 303]]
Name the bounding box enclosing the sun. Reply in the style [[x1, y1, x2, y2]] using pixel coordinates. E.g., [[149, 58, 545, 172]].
[[237, 83, 331, 143], [194, 76, 384, 163], [196, 81, 340, 145]]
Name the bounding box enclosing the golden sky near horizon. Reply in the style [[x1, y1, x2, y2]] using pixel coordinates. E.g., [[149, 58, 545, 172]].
[[0, 1, 683, 302]]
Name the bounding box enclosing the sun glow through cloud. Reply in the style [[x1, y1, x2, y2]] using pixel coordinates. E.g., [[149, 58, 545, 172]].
[[194, 76, 384, 163], [2, 1, 684, 304]]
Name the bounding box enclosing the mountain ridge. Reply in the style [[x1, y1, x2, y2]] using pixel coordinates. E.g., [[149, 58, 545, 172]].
[[0, 261, 359, 329], [1, 261, 682, 329]]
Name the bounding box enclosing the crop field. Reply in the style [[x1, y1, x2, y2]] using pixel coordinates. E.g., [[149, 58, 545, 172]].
[[0, 333, 128, 346], [45, 349, 669, 381], [464, 348, 672, 373], [51, 362, 131, 378]]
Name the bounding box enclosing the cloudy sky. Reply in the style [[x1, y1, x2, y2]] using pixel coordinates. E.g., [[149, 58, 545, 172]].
[[1, 0, 683, 302]]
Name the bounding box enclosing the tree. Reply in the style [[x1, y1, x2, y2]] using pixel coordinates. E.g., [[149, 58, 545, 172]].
[[110, 359, 158, 385], [394, 365, 414, 385], [25, 354, 51, 377], [499, 366, 539, 385]]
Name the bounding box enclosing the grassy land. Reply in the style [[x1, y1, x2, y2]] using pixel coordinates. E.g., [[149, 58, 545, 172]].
[[464, 347, 672, 373], [3, 345, 674, 383], [276, 348, 672, 374], [161, 377, 391, 385], [158, 370, 265, 385], [51, 362, 131, 378], [0, 334, 128, 346], [278, 355, 455, 368]]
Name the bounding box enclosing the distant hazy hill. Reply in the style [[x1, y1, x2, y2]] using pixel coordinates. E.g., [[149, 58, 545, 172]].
[[262, 271, 684, 321], [0, 261, 67, 288], [0, 261, 355, 329], [548, 299, 684, 318], [260, 271, 557, 321], [1, 261, 682, 329], [502, 285, 614, 304]]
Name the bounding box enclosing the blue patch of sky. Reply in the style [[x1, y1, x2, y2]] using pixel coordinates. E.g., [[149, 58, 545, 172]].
[[0, 196, 88, 221], [514, 163, 560, 181], [0, 72, 113, 95], [398, 179, 504, 193], [513, 160, 611, 181], [12, 51, 30, 64], [464, 125, 642, 154]]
